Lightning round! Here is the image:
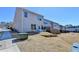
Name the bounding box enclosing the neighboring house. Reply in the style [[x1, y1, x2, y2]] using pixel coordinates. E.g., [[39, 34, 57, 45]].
[[0, 22, 13, 29], [43, 19, 52, 31], [52, 22, 61, 31], [7, 22, 13, 28], [51, 22, 61, 34], [13, 7, 45, 33], [65, 25, 79, 32], [44, 19, 61, 33], [0, 22, 6, 28], [59, 25, 66, 32]]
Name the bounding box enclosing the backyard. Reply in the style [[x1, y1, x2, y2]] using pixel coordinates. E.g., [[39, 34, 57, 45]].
[[16, 32, 79, 52]]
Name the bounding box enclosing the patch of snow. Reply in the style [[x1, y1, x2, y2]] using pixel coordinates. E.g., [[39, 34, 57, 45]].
[[0, 45, 20, 52], [72, 42, 79, 52]]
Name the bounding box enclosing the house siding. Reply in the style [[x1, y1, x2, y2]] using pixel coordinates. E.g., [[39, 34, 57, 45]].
[[13, 7, 44, 33], [13, 8, 23, 32], [44, 19, 61, 33]]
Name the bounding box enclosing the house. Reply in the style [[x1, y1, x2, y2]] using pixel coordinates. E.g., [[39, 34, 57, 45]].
[[59, 25, 66, 33], [13, 7, 62, 33], [13, 7, 45, 33], [65, 25, 79, 32], [0, 22, 7, 28], [43, 19, 52, 32], [0, 22, 13, 29], [44, 19, 61, 33], [51, 22, 61, 34]]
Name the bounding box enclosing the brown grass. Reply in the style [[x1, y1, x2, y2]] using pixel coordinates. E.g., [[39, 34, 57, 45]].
[[39, 32, 57, 37], [16, 32, 79, 52]]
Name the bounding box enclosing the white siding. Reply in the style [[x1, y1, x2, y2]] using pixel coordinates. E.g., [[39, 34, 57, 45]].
[[13, 8, 23, 32], [13, 7, 44, 33], [53, 23, 60, 30], [44, 19, 52, 27], [66, 28, 79, 32]]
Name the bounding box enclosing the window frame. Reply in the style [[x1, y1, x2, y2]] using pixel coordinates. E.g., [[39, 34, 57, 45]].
[[24, 11, 28, 17], [31, 24, 36, 30]]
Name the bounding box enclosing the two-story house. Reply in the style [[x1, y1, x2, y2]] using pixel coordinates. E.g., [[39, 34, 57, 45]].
[[13, 7, 45, 33]]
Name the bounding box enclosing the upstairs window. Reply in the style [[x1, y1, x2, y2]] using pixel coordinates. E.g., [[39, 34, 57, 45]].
[[39, 19, 42, 21], [37, 16, 42, 21], [24, 12, 28, 17], [44, 22, 48, 24], [38, 18, 42, 21]]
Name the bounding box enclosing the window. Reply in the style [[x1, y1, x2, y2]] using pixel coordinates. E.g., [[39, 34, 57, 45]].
[[38, 26, 40, 29], [44, 22, 48, 24], [43, 26, 46, 30], [41, 25, 44, 30], [39, 19, 42, 21], [24, 12, 28, 17], [31, 24, 36, 30], [0, 32, 3, 38], [37, 16, 42, 21], [38, 18, 42, 21]]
